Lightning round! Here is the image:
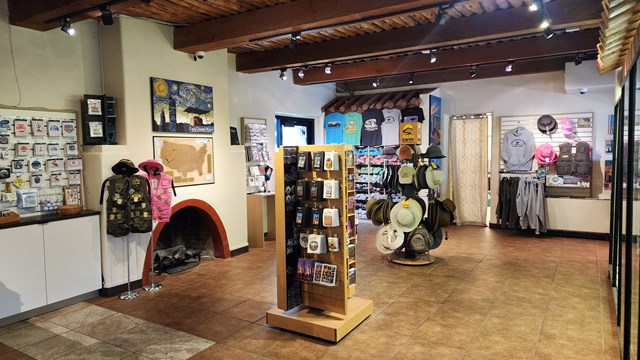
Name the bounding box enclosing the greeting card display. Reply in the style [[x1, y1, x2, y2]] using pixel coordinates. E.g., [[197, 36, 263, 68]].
[[0, 135, 8, 144], [47, 158, 63, 171], [62, 121, 77, 137], [31, 119, 46, 136], [48, 120, 61, 136], [67, 171, 81, 185], [48, 143, 61, 156], [0, 119, 10, 133], [15, 143, 30, 156], [30, 174, 44, 188], [0, 167, 10, 179], [50, 172, 63, 186], [11, 159, 25, 173], [65, 143, 78, 156], [66, 157, 83, 170], [0, 146, 8, 160], [33, 143, 47, 156], [29, 158, 44, 173], [63, 186, 80, 205]]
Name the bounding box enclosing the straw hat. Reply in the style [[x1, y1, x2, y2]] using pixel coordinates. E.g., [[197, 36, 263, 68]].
[[390, 198, 423, 232]]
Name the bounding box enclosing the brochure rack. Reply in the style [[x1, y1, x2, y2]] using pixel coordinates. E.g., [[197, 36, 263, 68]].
[[267, 144, 372, 342]]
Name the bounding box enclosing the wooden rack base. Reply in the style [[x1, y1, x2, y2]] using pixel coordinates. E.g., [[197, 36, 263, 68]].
[[266, 297, 373, 342], [390, 251, 434, 266]]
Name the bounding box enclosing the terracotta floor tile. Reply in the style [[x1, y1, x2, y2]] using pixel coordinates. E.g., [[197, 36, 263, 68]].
[[188, 343, 269, 359], [221, 300, 276, 323], [20, 333, 88, 360], [0, 325, 59, 350], [0, 341, 35, 360], [191, 292, 249, 313], [103, 322, 176, 352], [392, 338, 464, 359], [181, 314, 252, 342], [74, 314, 143, 340], [136, 331, 214, 360], [56, 342, 132, 360]]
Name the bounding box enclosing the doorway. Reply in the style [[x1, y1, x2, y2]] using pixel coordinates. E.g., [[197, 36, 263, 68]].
[[276, 115, 315, 147]]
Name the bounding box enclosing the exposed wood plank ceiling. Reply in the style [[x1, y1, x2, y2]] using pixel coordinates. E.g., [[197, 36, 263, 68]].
[[9, 0, 606, 91], [597, 0, 640, 79]]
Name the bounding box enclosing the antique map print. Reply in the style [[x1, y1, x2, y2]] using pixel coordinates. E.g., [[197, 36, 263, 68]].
[[153, 137, 214, 186]]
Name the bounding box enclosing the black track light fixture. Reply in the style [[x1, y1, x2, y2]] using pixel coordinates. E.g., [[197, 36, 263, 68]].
[[279, 68, 287, 80], [325, 63, 332, 75], [372, 77, 381, 88], [429, 51, 437, 64], [60, 18, 75, 36], [505, 62, 514, 73], [543, 26, 554, 39], [298, 67, 306, 78], [409, 72, 415, 85], [289, 32, 302, 49], [469, 65, 478, 78], [574, 53, 583, 66], [100, 5, 114, 26]]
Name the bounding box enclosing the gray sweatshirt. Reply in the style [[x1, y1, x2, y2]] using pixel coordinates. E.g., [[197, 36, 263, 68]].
[[502, 126, 536, 171]]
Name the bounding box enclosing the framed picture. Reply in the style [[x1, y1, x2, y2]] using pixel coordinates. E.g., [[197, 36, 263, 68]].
[[153, 136, 214, 186], [87, 99, 102, 115], [151, 77, 214, 134], [63, 185, 80, 205]]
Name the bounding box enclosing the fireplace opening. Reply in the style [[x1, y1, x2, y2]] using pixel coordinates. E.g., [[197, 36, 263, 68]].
[[154, 206, 214, 274], [142, 199, 231, 284]]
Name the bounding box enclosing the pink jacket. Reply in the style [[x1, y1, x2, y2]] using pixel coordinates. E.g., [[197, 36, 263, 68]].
[[140, 172, 173, 222]]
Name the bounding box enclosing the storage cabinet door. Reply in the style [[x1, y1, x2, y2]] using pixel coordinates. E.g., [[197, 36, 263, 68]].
[[0, 225, 47, 318], [43, 216, 101, 303]]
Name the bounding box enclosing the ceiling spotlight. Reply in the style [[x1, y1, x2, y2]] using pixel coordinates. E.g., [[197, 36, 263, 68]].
[[543, 26, 554, 39], [574, 53, 583, 66], [528, 0, 540, 11], [409, 72, 415, 85], [100, 5, 114, 26], [539, 12, 551, 29], [60, 18, 75, 36], [469, 65, 477, 78], [324, 63, 332, 75], [435, 7, 451, 25], [505, 62, 514, 73], [372, 77, 381, 88], [279, 68, 287, 80], [289, 32, 302, 49], [429, 52, 437, 64], [297, 67, 306, 78]]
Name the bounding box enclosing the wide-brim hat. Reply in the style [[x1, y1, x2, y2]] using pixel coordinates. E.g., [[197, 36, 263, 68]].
[[407, 226, 433, 254], [537, 115, 557, 134], [561, 117, 574, 137], [420, 145, 446, 159], [376, 225, 403, 254], [425, 167, 444, 189], [416, 164, 429, 189], [440, 198, 456, 225], [431, 228, 443, 249], [138, 159, 164, 174], [535, 143, 558, 166], [390, 198, 423, 232], [111, 159, 139, 176]]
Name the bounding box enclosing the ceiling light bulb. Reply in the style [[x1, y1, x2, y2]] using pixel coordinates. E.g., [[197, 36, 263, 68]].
[[539, 12, 551, 29], [279, 69, 287, 80], [325, 64, 332, 75], [60, 18, 75, 36], [372, 77, 380, 88], [528, 0, 540, 11], [409, 73, 415, 85], [298, 68, 305, 78], [429, 52, 437, 63], [505, 62, 513, 72]]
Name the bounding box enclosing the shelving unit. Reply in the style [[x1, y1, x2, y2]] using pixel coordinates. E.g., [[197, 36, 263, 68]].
[[267, 144, 372, 342], [354, 146, 401, 219], [241, 117, 270, 193]]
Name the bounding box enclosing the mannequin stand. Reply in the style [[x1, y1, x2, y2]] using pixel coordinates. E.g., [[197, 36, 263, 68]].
[[144, 234, 162, 292], [120, 235, 139, 300]]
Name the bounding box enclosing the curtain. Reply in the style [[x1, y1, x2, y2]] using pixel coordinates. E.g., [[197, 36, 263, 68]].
[[448, 114, 488, 226]]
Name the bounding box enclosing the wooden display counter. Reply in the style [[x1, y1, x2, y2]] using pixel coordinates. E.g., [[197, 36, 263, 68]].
[[246, 192, 276, 248]]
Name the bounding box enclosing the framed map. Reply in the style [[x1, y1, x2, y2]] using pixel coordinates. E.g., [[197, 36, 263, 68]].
[[153, 136, 214, 186], [151, 77, 214, 134]]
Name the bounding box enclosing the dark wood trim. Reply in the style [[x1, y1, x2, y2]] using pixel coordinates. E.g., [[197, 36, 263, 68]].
[[231, 245, 250, 256], [173, 0, 444, 53], [0, 210, 100, 230], [488, 223, 607, 240], [294, 29, 599, 85], [236, 0, 601, 73]]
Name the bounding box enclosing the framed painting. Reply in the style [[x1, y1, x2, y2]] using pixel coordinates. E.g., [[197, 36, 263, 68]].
[[153, 136, 214, 186], [151, 77, 214, 134]]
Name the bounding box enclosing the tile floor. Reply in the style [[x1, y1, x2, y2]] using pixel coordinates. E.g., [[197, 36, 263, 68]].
[[0, 224, 621, 359]]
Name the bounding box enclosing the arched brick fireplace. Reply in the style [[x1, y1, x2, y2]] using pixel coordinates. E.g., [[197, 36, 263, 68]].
[[142, 199, 230, 284]]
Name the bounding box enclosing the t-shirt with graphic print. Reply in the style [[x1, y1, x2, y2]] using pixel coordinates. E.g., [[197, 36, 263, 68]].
[[400, 106, 425, 123], [343, 112, 363, 145], [381, 108, 401, 145], [360, 108, 384, 146], [324, 112, 344, 144]]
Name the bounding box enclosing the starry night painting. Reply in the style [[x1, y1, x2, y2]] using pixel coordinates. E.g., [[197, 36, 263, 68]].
[[151, 77, 214, 134]]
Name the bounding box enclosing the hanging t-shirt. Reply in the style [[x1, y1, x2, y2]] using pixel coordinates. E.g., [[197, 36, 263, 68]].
[[381, 108, 401, 145], [360, 108, 384, 146], [343, 112, 363, 145], [324, 112, 344, 144], [401, 106, 425, 123]]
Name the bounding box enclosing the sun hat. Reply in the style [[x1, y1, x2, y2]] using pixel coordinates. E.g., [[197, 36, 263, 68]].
[[398, 164, 415, 185], [561, 117, 574, 137], [425, 166, 444, 189], [379, 146, 398, 160], [390, 198, 423, 232], [406, 226, 434, 254], [397, 145, 414, 160], [376, 225, 398, 254], [138, 159, 164, 175], [420, 145, 446, 159], [537, 115, 557, 135], [111, 159, 139, 176], [535, 143, 558, 166], [379, 224, 404, 250]]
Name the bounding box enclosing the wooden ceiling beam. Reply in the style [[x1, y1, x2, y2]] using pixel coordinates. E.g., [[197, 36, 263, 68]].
[[335, 55, 576, 92], [236, 0, 601, 73], [8, 0, 140, 31], [293, 29, 599, 85], [173, 0, 447, 53]]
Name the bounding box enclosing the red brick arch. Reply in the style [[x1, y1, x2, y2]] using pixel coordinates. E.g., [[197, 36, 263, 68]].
[[142, 199, 230, 285]]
